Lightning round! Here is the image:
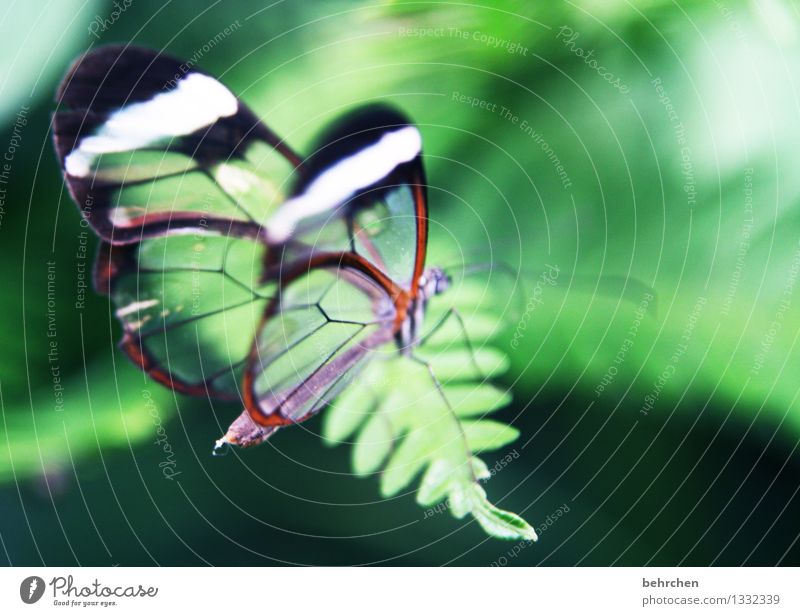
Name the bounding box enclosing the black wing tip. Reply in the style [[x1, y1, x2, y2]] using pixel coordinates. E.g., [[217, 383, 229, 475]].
[[325, 103, 415, 137], [54, 44, 208, 110], [295, 102, 420, 190], [56, 44, 159, 104]]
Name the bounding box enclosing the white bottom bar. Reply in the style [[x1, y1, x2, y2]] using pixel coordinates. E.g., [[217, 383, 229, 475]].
[[1, 567, 797, 614]]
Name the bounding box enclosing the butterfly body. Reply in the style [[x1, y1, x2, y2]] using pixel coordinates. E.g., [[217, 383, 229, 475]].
[[396, 265, 450, 353]]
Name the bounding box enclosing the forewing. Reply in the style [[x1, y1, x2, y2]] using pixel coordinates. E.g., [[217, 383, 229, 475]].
[[53, 45, 300, 244], [265, 105, 428, 291]]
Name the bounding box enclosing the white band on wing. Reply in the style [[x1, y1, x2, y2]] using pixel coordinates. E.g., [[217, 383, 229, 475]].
[[64, 73, 239, 177], [266, 125, 422, 243]]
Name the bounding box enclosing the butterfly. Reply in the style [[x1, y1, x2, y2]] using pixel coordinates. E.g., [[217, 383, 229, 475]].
[[53, 45, 457, 449]]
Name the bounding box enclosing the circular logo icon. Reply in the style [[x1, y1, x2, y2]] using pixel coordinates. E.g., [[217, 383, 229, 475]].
[[20, 576, 45, 604]]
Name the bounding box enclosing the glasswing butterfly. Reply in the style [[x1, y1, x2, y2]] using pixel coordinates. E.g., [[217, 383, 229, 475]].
[[52, 45, 458, 450]]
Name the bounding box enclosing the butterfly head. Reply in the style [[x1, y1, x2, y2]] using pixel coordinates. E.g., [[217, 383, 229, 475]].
[[420, 266, 451, 300]]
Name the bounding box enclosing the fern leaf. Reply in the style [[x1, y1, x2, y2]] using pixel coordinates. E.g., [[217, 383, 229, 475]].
[[322, 300, 537, 541]]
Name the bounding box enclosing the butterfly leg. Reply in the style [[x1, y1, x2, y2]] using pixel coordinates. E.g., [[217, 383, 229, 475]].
[[418, 306, 486, 381], [407, 353, 476, 481]]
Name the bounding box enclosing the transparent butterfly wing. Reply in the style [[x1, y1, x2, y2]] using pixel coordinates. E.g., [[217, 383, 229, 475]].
[[53, 44, 299, 244], [242, 266, 397, 428], [96, 233, 275, 399], [53, 44, 304, 396], [264, 105, 428, 292]]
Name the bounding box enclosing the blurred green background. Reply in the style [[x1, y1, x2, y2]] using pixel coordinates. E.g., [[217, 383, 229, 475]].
[[1, 0, 799, 565]]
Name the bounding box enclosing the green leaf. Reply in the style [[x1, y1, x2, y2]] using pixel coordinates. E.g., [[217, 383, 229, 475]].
[[462, 420, 520, 453], [471, 457, 491, 481], [322, 381, 376, 445], [0, 359, 174, 484], [380, 429, 433, 497], [418, 347, 511, 381], [416, 458, 461, 507], [352, 414, 393, 476], [422, 312, 506, 344], [327, 328, 535, 539], [469, 484, 538, 541], [443, 383, 512, 417], [447, 483, 473, 519]]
